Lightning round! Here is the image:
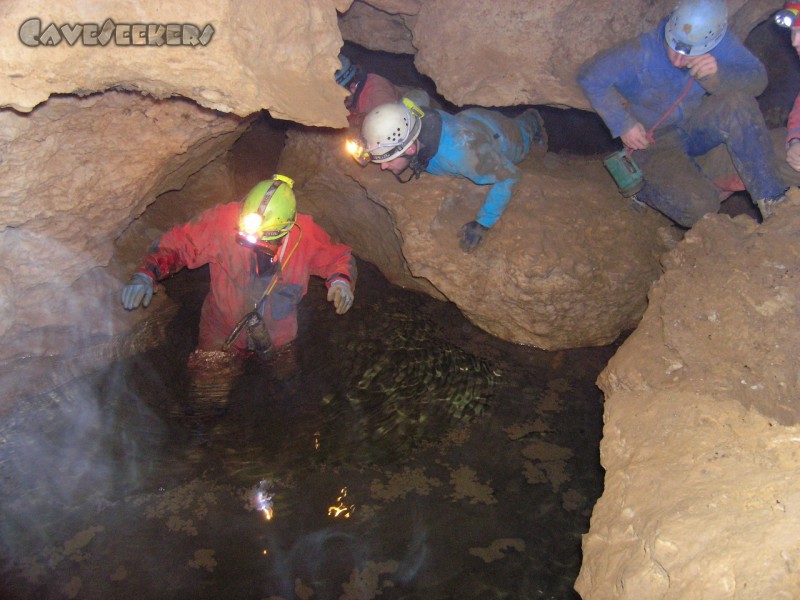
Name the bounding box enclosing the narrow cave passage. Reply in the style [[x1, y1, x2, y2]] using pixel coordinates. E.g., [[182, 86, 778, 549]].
[[0, 54, 623, 598], [2, 22, 798, 598]]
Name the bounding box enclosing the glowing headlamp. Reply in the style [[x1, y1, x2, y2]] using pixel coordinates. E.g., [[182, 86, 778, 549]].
[[237, 212, 290, 255], [345, 136, 412, 165], [776, 4, 800, 28], [236, 229, 282, 256], [346, 138, 372, 167], [241, 212, 263, 235]]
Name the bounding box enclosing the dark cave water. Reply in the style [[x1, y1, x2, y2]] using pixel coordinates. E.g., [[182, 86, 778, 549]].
[[0, 260, 619, 600]]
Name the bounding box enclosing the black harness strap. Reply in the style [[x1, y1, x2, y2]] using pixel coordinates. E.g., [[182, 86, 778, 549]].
[[394, 108, 443, 184]]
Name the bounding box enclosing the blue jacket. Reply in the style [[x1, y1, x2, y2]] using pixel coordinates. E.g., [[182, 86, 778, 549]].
[[426, 108, 533, 228], [577, 18, 768, 139]]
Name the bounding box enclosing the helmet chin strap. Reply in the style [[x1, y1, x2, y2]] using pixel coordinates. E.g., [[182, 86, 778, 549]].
[[392, 137, 439, 183], [391, 111, 441, 184], [392, 155, 425, 184]]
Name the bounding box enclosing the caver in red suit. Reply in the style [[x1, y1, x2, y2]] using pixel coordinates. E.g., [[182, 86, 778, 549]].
[[121, 179, 356, 354], [347, 72, 403, 129]]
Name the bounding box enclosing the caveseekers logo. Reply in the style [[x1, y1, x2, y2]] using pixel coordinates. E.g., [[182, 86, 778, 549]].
[[19, 18, 215, 47]]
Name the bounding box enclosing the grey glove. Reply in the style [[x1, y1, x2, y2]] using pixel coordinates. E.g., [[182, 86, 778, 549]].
[[327, 280, 354, 315], [458, 220, 489, 253], [121, 273, 154, 310]]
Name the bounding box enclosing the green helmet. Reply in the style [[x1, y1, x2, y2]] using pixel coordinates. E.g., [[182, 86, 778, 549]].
[[238, 175, 296, 244]]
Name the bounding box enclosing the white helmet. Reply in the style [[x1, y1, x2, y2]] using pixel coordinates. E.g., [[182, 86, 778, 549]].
[[665, 0, 728, 56], [360, 102, 422, 163]]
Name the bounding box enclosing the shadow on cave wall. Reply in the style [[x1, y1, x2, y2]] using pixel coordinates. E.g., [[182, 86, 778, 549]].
[[749, 17, 800, 129]]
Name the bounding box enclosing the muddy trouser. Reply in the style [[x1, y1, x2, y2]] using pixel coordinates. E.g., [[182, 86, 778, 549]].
[[636, 92, 786, 227], [698, 127, 800, 191]]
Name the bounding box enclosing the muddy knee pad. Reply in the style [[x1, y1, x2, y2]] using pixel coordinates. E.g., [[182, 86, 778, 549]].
[[638, 182, 720, 227], [637, 145, 720, 227]]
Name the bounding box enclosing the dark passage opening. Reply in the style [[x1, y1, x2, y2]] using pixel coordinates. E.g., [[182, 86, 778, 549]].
[[341, 41, 621, 158]]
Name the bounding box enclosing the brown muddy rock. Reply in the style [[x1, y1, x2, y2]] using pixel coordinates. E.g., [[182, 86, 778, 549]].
[[0, 0, 348, 126], [338, 1, 417, 55], [0, 91, 248, 361], [278, 128, 674, 350], [340, 0, 772, 109], [576, 189, 800, 599]]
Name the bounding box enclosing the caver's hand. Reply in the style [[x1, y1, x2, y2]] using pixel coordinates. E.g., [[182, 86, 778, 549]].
[[686, 53, 718, 81], [458, 220, 489, 253], [327, 281, 354, 315], [121, 273, 155, 310], [620, 122, 650, 151]]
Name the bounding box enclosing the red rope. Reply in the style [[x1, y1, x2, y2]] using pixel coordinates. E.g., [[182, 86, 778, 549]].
[[626, 77, 694, 156]]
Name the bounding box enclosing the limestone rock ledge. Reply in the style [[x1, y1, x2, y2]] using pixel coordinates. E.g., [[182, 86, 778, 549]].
[[278, 128, 674, 350], [0, 0, 349, 126], [0, 91, 249, 361], [0, 0, 781, 127], [576, 191, 800, 599]]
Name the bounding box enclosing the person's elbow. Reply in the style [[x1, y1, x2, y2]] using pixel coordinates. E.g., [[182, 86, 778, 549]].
[[576, 63, 595, 95], [736, 64, 768, 97], [753, 72, 768, 97]]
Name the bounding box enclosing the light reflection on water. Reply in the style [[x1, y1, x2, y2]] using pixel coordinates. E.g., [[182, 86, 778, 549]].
[[0, 260, 619, 600]]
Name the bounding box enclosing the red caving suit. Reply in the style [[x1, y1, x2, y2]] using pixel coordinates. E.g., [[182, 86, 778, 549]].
[[135, 202, 356, 352]]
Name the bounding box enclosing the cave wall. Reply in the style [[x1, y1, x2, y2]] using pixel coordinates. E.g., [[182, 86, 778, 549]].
[[340, 0, 782, 109], [576, 192, 800, 599], [0, 1, 799, 598], [0, 0, 350, 126], [2, 1, 784, 123], [0, 91, 248, 362]]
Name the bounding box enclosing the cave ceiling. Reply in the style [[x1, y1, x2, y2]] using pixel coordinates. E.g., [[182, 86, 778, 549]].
[[0, 0, 782, 124]]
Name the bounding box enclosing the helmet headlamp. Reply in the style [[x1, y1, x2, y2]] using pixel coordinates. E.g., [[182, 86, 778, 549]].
[[776, 4, 800, 28], [236, 231, 282, 256], [241, 212, 263, 235], [346, 138, 372, 167], [236, 174, 296, 250]]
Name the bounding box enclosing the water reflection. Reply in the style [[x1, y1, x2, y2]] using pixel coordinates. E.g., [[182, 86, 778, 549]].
[[0, 260, 618, 599]]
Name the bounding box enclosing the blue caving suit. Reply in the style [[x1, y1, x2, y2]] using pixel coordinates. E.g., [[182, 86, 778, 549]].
[[425, 108, 543, 228], [578, 18, 785, 226]]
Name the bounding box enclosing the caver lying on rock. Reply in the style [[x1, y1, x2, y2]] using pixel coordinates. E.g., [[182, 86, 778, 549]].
[[347, 99, 548, 253]]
